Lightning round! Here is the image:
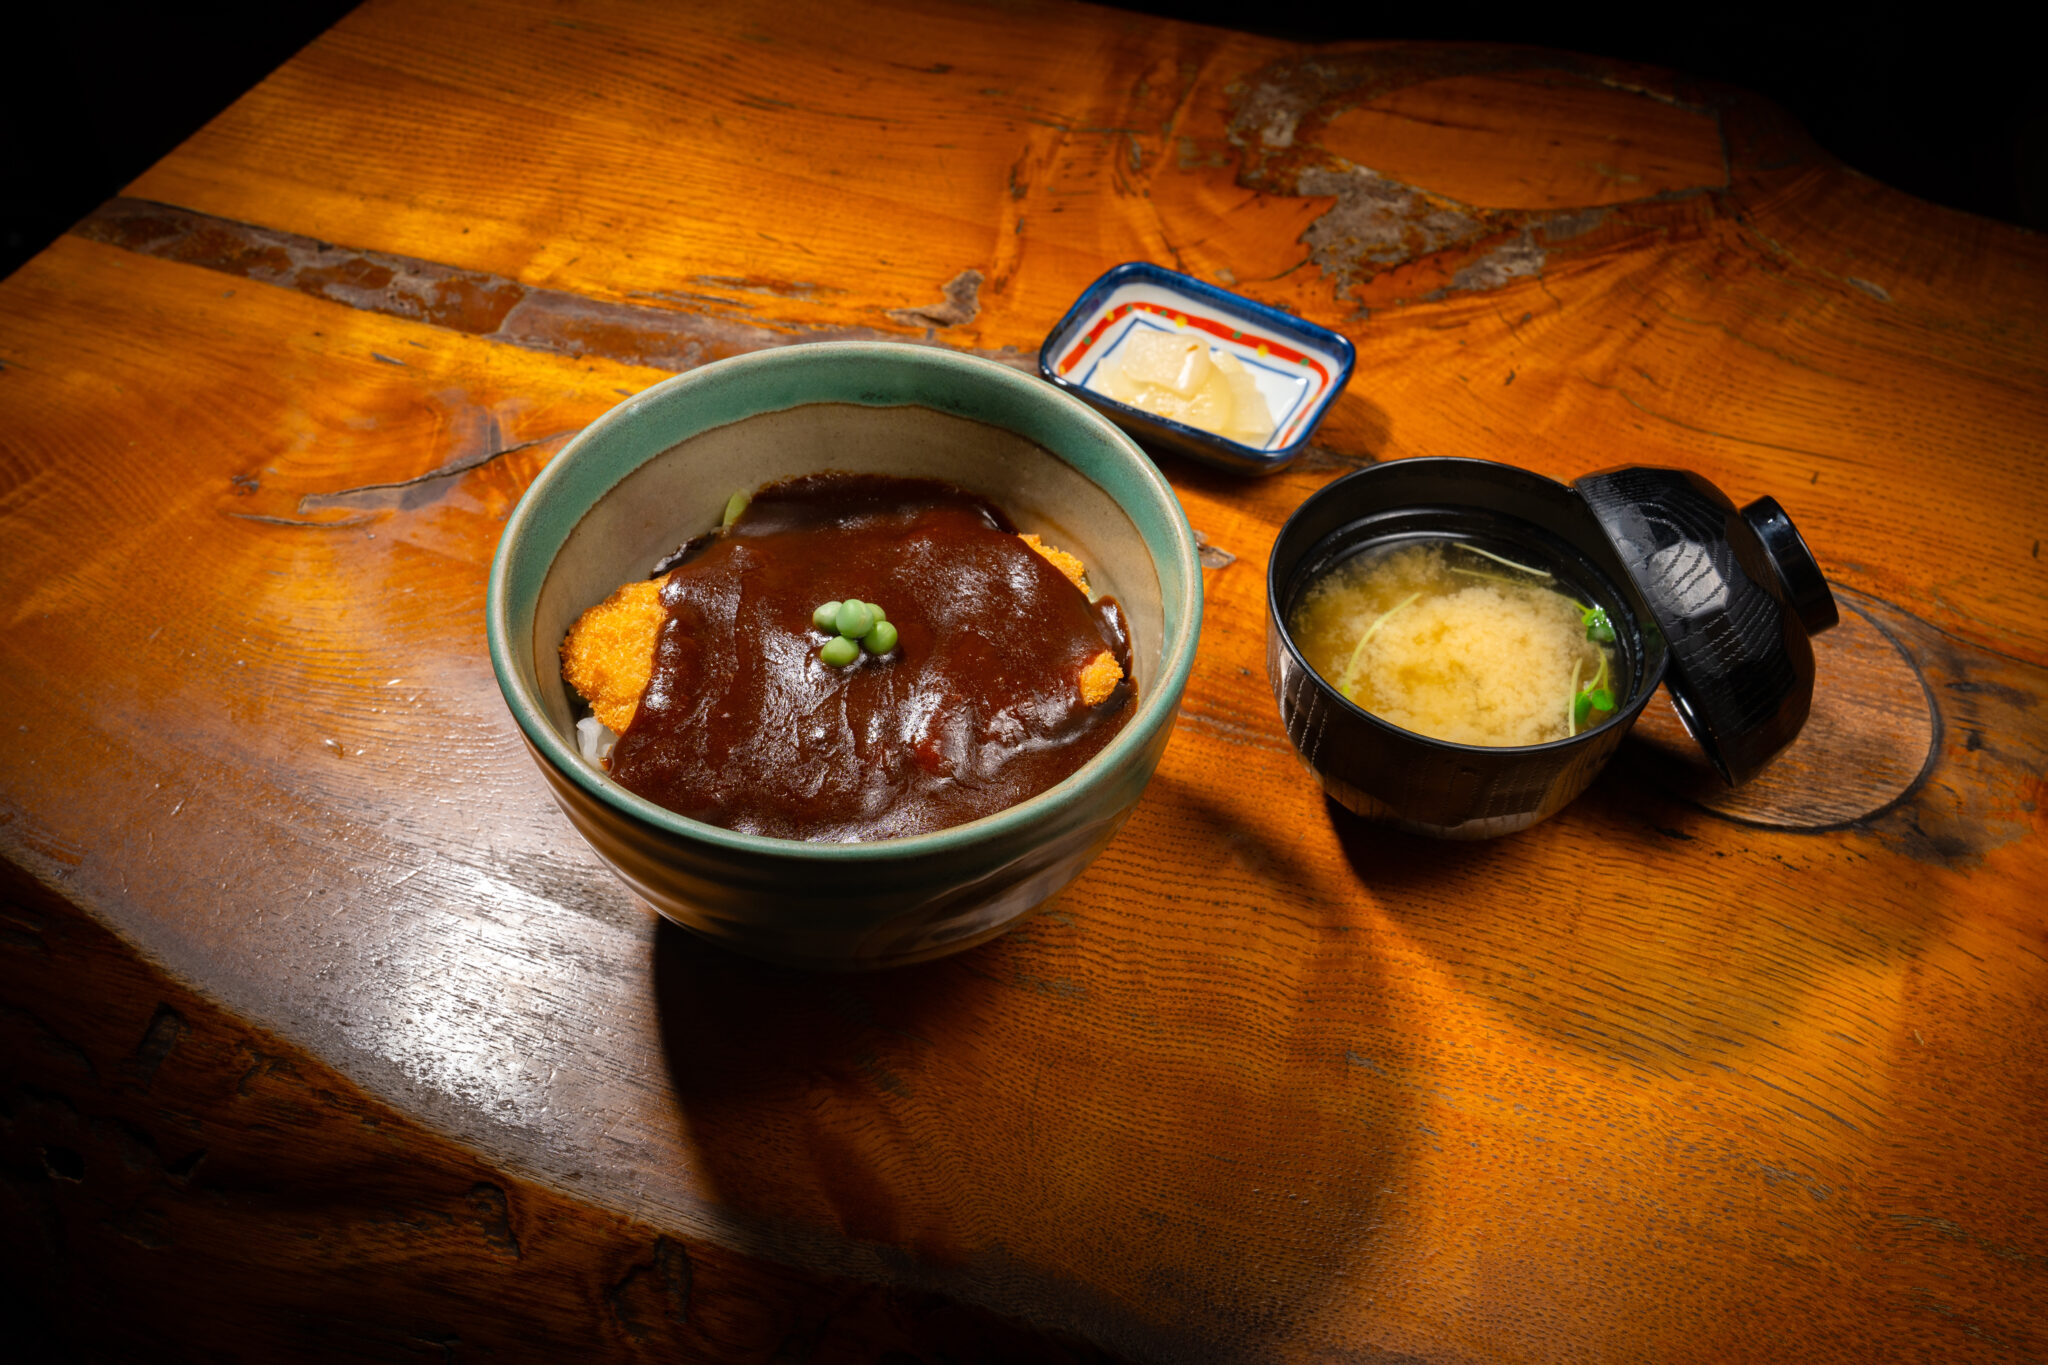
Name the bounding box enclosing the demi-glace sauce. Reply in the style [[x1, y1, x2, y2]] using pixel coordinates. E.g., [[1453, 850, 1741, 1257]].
[[608, 474, 1134, 841]]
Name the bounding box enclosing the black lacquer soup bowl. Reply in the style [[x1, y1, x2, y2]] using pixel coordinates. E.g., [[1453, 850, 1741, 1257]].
[[1266, 457, 1834, 839]]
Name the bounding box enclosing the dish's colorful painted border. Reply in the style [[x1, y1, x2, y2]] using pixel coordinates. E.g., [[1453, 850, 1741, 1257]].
[[1038, 262, 1356, 474], [1059, 301, 1327, 380]]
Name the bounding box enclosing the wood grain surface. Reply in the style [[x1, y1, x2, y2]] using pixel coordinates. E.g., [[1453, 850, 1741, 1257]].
[[3, 0, 2046, 1359]]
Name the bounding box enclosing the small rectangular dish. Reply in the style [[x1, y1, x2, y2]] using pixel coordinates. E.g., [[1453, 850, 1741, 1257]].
[[1038, 261, 1356, 475]]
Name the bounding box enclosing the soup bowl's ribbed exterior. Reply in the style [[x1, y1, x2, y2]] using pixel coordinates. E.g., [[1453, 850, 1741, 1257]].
[[1265, 459, 1669, 839], [488, 343, 1201, 969], [1268, 618, 1642, 837]]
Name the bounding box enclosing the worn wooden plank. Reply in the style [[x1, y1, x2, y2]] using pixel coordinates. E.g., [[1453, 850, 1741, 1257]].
[[3, 0, 2046, 1359], [120, 0, 2048, 663], [5, 226, 2046, 1357], [0, 861, 1118, 1361]]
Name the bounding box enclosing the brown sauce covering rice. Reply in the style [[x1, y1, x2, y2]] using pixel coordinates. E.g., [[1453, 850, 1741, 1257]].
[[557, 474, 1133, 841]]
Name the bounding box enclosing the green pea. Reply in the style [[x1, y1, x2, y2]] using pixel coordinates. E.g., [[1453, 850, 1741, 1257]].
[[867, 602, 887, 624], [863, 620, 899, 655], [819, 635, 859, 667], [722, 488, 752, 528], [813, 601, 842, 631], [834, 600, 875, 638]]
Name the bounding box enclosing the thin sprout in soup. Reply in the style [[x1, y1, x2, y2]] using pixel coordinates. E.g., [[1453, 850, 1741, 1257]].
[[1288, 539, 1621, 747]]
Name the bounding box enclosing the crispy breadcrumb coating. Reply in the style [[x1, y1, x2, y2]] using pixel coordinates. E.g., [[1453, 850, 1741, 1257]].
[[1078, 650, 1123, 706], [1022, 535, 1124, 702], [1019, 533, 1088, 595], [559, 533, 1124, 727], [558, 577, 666, 733]]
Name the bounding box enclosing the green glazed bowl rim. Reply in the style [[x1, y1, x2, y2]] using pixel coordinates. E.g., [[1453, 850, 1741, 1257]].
[[486, 341, 1203, 863]]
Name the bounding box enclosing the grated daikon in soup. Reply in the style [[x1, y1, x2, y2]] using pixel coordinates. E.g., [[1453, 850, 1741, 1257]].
[[1289, 540, 1620, 747]]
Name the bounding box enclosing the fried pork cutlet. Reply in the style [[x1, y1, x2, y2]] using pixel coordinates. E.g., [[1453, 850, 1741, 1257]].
[[1076, 650, 1123, 707], [560, 534, 1124, 734], [1016, 535, 1123, 705], [558, 577, 666, 734], [1016, 534, 1087, 595]]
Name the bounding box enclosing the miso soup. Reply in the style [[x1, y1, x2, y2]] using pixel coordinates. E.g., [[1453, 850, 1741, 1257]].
[[1289, 539, 1621, 747]]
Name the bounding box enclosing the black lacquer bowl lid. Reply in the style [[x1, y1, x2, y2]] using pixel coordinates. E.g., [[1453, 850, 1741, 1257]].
[[1573, 467, 1838, 785]]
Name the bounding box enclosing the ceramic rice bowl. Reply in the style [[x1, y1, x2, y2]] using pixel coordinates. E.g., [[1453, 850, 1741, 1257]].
[[487, 342, 1202, 969]]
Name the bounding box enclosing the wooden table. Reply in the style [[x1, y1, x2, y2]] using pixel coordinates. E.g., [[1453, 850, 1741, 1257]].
[[5, 1, 2045, 1358]]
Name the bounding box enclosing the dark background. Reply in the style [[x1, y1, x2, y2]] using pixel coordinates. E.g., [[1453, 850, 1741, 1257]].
[[2, 1, 2042, 284]]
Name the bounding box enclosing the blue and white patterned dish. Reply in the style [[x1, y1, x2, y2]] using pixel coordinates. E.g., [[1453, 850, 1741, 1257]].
[[1039, 262, 1356, 474]]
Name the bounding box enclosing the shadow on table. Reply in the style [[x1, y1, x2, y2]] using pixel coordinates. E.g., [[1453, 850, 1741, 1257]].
[[1325, 752, 1943, 1121], [648, 783, 1423, 1356], [1321, 793, 1516, 894]]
